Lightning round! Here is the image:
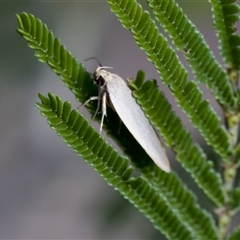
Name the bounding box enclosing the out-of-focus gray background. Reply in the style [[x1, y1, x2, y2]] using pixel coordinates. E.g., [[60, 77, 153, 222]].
[[1, 1, 239, 239]]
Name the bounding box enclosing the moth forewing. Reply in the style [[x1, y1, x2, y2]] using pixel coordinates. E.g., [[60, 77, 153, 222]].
[[101, 72, 170, 173]]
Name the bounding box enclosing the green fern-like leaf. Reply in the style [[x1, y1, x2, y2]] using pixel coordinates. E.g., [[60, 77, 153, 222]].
[[129, 75, 225, 206], [209, 0, 240, 70], [17, 10, 239, 239], [147, 0, 236, 105], [36, 92, 197, 239], [17, 3, 240, 240], [106, 0, 233, 160]]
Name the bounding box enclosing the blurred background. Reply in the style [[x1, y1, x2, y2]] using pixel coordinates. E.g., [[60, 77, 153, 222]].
[[0, 1, 239, 239]]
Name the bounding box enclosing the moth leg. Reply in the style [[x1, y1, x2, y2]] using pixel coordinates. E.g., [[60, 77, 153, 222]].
[[77, 95, 102, 119], [77, 87, 107, 133], [100, 91, 107, 133], [93, 86, 103, 119], [92, 83, 108, 119], [77, 96, 99, 109]]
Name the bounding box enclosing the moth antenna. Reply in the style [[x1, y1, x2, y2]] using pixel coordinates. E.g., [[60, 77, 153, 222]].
[[83, 57, 102, 67]]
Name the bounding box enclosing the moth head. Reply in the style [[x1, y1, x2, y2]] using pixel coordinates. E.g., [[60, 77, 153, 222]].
[[93, 66, 113, 86]]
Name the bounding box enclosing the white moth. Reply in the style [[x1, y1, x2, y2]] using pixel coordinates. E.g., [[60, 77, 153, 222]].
[[83, 62, 170, 173]]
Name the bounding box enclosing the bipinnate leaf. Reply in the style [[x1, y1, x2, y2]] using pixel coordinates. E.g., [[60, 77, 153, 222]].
[[17, 9, 237, 240]]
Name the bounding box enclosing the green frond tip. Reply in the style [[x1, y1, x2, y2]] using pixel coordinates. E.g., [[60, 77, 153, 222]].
[[16, 12, 97, 105], [129, 76, 225, 206], [129, 69, 145, 90], [228, 226, 240, 240], [209, 0, 240, 69], [147, 0, 236, 106], [36, 92, 198, 239]]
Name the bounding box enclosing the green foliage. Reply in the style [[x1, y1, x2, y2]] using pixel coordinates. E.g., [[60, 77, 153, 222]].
[[147, 0, 236, 105], [209, 0, 240, 70], [17, 12, 219, 238], [16, 0, 240, 238]]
